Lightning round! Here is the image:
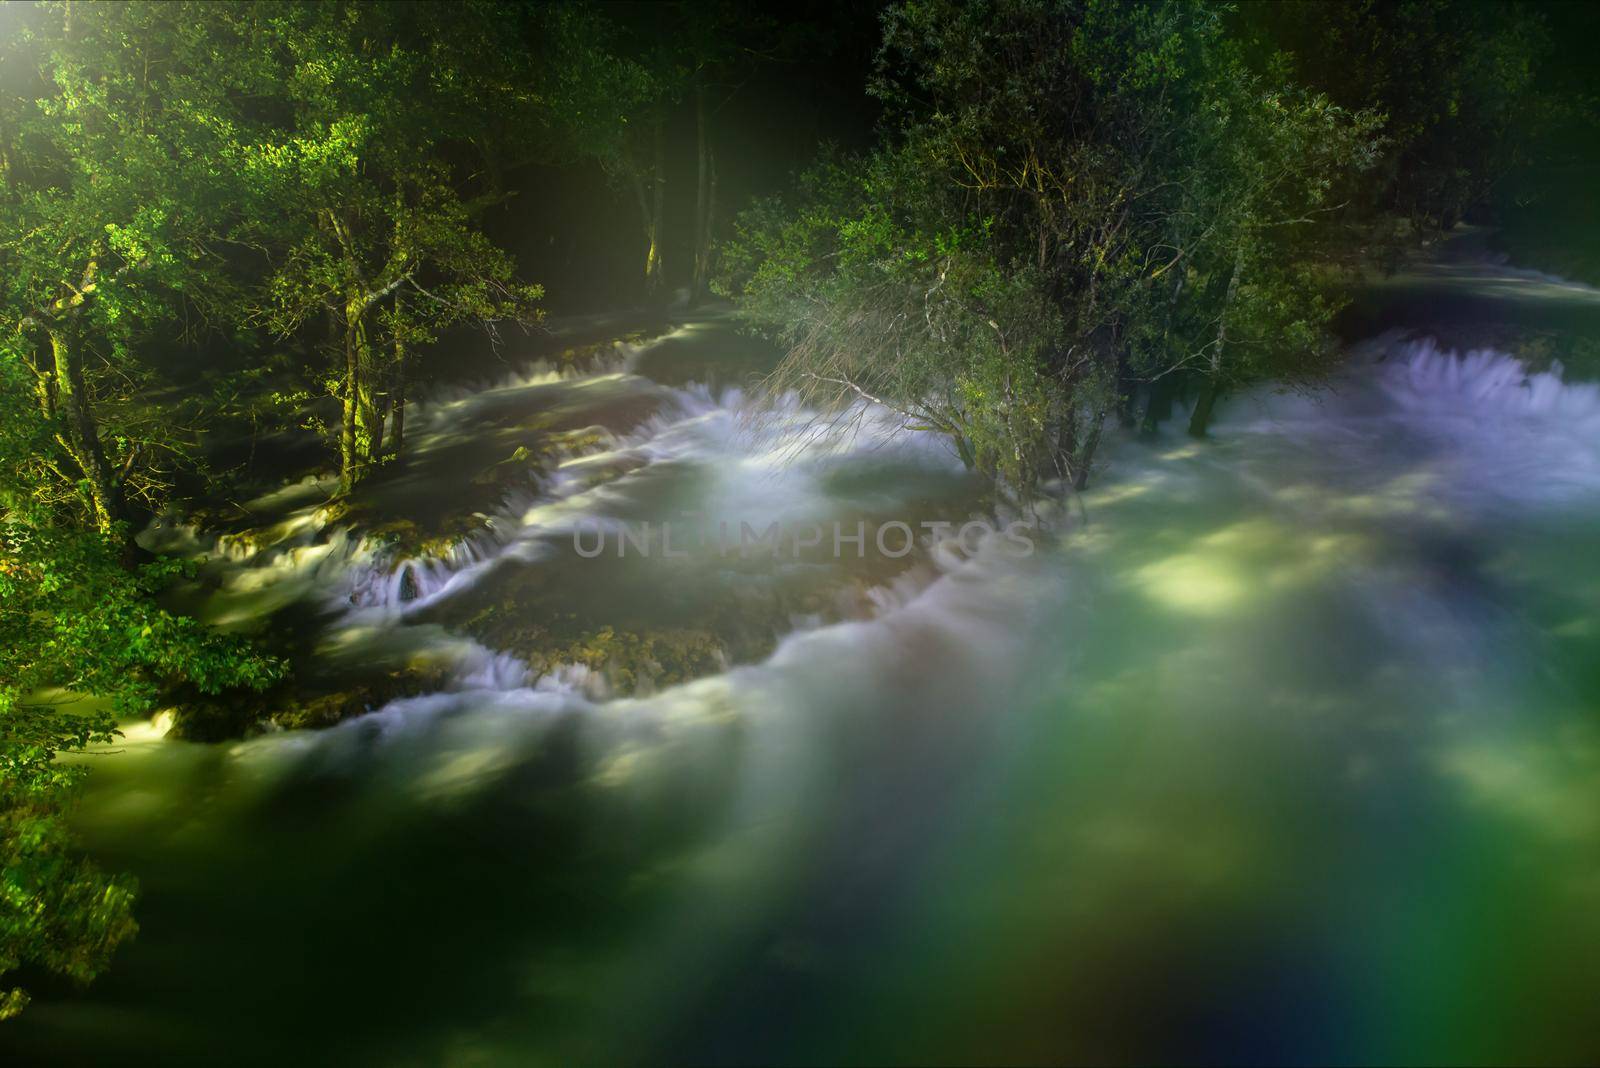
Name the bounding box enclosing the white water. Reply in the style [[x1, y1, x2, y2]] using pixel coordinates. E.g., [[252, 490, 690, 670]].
[[20, 287, 1600, 1065], [132, 322, 1600, 753], [140, 323, 988, 717]]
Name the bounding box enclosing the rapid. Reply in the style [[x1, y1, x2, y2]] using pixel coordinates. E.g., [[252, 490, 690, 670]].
[[5, 253, 1600, 1065]]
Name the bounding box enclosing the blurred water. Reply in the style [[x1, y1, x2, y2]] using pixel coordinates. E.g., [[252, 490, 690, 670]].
[[5, 285, 1600, 1065]]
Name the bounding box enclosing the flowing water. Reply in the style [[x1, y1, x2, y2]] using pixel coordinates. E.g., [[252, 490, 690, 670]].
[[5, 260, 1600, 1065]]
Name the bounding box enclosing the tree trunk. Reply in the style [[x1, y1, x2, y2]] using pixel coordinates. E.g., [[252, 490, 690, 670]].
[[632, 170, 661, 301], [706, 146, 718, 289], [339, 321, 357, 493], [1142, 264, 1186, 435], [49, 331, 124, 533], [1187, 381, 1220, 438], [1189, 252, 1243, 439], [339, 297, 375, 494], [690, 83, 716, 305], [359, 391, 383, 467], [1055, 404, 1104, 491], [650, 115, 666, 300], [1116, 354, 1137, 427], [632, 115, 667, 303], [390, 333, 406, 461], [1072, 412, 1104, 491], [1142, 374, 1173, 435]]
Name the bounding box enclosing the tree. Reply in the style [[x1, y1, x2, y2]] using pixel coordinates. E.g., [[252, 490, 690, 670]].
[[721, 0, 1382, 489], [680, 1, 762, 307], [0, 1, 258, 537], [1240, 0, 1549, 234], [0, 2, 289, 1017], [240, 2, 543, 494], [553, 3, 678, 303]]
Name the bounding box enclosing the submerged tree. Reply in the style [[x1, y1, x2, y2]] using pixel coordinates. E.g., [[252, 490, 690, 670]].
[[722, 0, 1382, 490]]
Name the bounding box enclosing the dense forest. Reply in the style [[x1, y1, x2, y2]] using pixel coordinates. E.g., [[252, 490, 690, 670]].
[[2, 0, 1596, 1042]]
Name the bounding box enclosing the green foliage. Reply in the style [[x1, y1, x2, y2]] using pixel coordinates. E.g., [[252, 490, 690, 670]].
[[0, 1, 636, 1013], [0, 0, 685, 1023], [539, 3, 663, 172], [0, 524, 284, 731], [1242, 0, 1550, 232], [0, 19, 282, 1015], [234, 1, 549, 490], [0, 0, 262, 531], [723, 0, 1383, 488], [0, 761, 137, 1022], [0, 518, 283, 1016]]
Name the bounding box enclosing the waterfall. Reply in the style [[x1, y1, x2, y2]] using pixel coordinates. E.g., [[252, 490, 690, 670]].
[[1381, 336, 1600, 421]]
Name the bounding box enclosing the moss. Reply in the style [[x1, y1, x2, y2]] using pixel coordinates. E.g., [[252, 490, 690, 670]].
[[469, 445, 533, 488], [164, 654, 457, 737], [554, 325, 671, 369], [268, 661, 456, 731], [522, 625, 731, 694], [359, 514, 491, 560]]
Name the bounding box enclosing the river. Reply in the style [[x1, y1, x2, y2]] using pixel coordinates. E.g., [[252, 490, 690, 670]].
[[5, 251, 1600, 1065]]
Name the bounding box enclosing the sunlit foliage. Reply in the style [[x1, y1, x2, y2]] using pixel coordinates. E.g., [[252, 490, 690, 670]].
[[0, 521, 283, 1015]]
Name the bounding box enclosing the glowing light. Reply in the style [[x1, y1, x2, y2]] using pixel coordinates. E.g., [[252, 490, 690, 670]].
[[1134, 552, 1246, 613]]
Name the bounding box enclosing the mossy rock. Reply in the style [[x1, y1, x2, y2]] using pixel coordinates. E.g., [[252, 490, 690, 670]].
[[555, 325, 672, 369], [469, 444, 544, 492], [520, 625, 731, 695], [269, 661, 456, 730], [360, 514, 492, 560]]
